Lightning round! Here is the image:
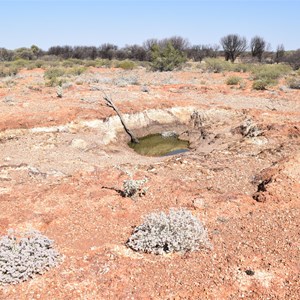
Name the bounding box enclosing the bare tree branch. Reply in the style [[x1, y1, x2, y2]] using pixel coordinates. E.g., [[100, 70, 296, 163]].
[[103, 94, 139, 144]]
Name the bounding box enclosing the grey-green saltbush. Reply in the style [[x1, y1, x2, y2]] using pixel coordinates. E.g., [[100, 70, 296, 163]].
[[127, 209, 211, 255], [123, 178, 147, 197], [0, 230, 61, 285]]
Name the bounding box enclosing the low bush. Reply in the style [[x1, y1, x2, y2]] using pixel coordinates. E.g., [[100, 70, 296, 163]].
[[11, 59, 28, 68], [252, 64, 291, 81], [231, 63, 252, 73], [115, 60, 136, 70], [226, 76, 242, 85], [83, 60, 98, 67], [34, 60, 44, 68], [122, 178, 148, 197], [44, 67, 66, 80], [0, 230, 61, 285], [252, 79, 270, 90], [44, 67, 67, 86], [0, 65, 20, 77], [95, 59, 112, 68], [67, 66, 87, 76], [288, 78, 300, 89], [114, 76, 139, 87], [204, 58, 232, 73], [127, 208, 211, 254], [61, 59, 85, 68]]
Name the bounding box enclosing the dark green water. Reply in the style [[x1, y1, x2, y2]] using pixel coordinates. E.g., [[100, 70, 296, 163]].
[[128, 134, 189, 157]]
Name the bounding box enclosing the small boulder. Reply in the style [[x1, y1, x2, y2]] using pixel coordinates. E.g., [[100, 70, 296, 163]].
[[70, 138, 88, 150]]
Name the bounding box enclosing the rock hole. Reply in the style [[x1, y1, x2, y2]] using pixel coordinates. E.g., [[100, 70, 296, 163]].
[[128, 133, 189, 157]]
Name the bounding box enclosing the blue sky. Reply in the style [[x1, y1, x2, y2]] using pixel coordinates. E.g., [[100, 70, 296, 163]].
[[0, 0, 299, 50]]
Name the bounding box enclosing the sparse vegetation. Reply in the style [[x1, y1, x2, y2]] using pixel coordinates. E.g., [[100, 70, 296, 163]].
[[204, 58, 232, 73], [115, 60, 136, 70], [226, 76, 242, 85], [127, 208, 211, 254], [0, 65, 20, 77], [252, 79, 270, 90], [44, 67, 66, 86], [203, 58, 251, 73], [249, 64, 291, 89], [44, 67, 66, 80], [252, 64, 291, 82], [67, 66, 87, 76]]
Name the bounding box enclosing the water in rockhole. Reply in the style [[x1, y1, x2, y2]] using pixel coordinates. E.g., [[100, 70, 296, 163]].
[[128, 133, 189, 157]]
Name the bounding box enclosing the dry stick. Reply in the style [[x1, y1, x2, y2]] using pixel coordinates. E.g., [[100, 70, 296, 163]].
[[103, 95, 139, 144]]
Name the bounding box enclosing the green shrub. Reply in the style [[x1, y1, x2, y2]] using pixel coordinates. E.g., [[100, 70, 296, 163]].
[[83, 60, 98, 67], [67, 66, 87, 76], [0, 65, 20, 77], [44, 67, 67, 86], [252, 79, 270, 90], [252, 64, 291, 81], [45, 77, 65, 87], [26, 60, 45, 70], [150, 42, 187, 72], [94, 59, 112, 68], [34, 60, 44, 68], [44, 67, 66, 80], [115, 60, 136, 70], [62, 60, 75, 68], [204, 58, 232, 73], [62, 59, 85, 68], [11, 59, 28, 68], [226, 76, 242, 85], [231, 63, 251, 73]]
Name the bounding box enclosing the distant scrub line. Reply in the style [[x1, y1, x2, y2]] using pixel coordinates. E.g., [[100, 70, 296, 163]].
[[0, 35, 299, 90], [0, 35, 299, 70]]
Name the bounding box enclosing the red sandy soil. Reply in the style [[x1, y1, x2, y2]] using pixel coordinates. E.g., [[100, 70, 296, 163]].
[[0, 66, 299, 299]]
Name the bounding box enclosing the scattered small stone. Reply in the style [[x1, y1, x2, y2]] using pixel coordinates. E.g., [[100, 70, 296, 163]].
[[279, 86, 289, 92], [161, 131, 178, 138], [141, 86, 150, 93], [245, 269, 255, 276], [70, 139, 88, 150], [192, 198, 206, 209]]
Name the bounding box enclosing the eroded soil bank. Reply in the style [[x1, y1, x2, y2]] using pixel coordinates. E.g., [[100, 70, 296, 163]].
[[0, 67, 299, 299]]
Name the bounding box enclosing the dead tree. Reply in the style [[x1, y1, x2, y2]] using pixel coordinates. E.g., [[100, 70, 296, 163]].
[[103, 95, 139, 144]]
